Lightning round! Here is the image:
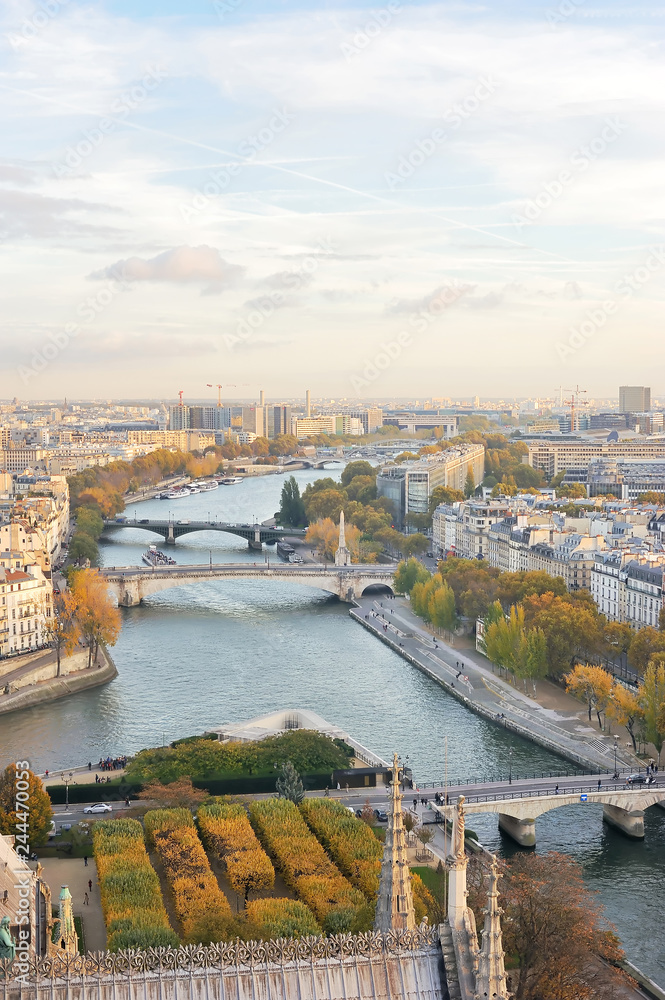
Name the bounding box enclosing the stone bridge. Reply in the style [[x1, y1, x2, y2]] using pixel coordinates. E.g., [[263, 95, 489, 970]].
[[103, 518, 307, 549], [437, 782, 665, 845], [101, 563, 396, 606]]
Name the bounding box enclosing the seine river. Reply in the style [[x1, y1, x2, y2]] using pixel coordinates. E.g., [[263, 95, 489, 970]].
[[1, 467, 663, 982]]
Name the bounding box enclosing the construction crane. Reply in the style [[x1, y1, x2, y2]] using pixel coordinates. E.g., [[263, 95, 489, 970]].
[[178, 390, 184, 406], [564, 385, 587, 432], [206, 384, 236, 407]]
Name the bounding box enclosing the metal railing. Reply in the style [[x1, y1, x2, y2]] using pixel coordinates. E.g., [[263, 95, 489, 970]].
[[435, 781, 663, 807]]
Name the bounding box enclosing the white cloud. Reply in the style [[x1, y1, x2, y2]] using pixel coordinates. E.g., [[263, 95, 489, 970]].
[[88, 246, 244, 293]]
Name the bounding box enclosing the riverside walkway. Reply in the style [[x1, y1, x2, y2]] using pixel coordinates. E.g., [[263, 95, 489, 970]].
[[352, 594, 642, 775]]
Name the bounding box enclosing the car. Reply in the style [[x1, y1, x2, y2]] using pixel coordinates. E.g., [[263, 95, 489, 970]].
[[47, 821, 57, 838], [83, 803, 113, 814], [373, 809, 388, 822], [177, 520, 190, 525], [346, 805, 356, 814], [625, 773, 646, 785], [139, 518, 149, 524]]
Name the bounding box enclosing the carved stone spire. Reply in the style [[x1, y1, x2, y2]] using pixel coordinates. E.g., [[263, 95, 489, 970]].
[[474, 857, 511, 1000], [56, 886, 78, 955], [335, 510, 351, 566], [447, 795, 469, 929], [373, 753, 416, 932]]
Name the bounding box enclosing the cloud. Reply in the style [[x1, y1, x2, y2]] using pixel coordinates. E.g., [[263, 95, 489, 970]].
[[88, 246, 244, 293]]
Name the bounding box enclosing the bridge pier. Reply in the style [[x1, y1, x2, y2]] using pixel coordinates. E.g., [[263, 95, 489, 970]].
[[248, 538, 262, 550], [603, 804, 645, 839], [165, 524, 175, 545], [118, 581, 142, 607], [498, 813, 536, 847]]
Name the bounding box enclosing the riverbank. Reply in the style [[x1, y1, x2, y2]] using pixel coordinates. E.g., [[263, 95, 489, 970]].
[[351, 594, 641, 776], [0, 645, 117, 716]]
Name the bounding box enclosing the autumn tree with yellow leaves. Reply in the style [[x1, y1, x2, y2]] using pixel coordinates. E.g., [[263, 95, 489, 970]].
[[564, 664, 614, 729], [44, 590, 81, 676], [70, 568, 121, 667]]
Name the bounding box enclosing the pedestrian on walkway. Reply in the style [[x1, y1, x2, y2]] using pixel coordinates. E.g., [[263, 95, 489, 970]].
[[84, 856, 88, 866], [88, 762, 92, 771], [597, 779, 602, 790], [84, 893, 89, 906], [555, 785, 559, 795], [88, 879, 92, 893]]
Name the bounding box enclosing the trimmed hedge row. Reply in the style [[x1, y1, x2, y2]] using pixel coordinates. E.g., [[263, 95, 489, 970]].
[[299, 798, 383, 900], [246, 899, 320, 940], [197, 801, 275, 900], [143, 808, 231, 941], [249, 799, 364, 931], [92, 819, 178, 952]]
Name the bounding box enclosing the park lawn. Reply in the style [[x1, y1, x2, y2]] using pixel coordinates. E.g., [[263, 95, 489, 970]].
[[411, 865, 446, 896]]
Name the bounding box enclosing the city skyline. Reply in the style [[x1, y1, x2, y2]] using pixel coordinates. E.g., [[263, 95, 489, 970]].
[[2, 1, 665, 397]]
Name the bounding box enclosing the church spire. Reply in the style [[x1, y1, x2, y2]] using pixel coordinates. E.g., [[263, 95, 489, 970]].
[[474, 857, 510, 1000], [374, 753, 416, 933]]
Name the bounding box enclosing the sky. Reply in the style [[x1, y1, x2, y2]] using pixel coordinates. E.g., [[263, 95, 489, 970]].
[[2, 0, 665, 401]]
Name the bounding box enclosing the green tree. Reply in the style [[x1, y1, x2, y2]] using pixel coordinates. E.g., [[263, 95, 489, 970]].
[[341, 461, 376, 486], [640, 660, 665, 760], [0, 764, 53, 847], [464, 468, 475, 498], [393, 558, 430, 595], [75, 506, 104, 538], [276, 761, 304, 804], [345, 475, 377, 503], [401, 533, 429, 557], [279, 476, 307, 526], [69, 532, 99, 565], [560, 482, 587, 499], [428, 485, 464, 514], [430, 581, 457, 633], [305, 489, 346, 522], [628, 627, 665, 672]]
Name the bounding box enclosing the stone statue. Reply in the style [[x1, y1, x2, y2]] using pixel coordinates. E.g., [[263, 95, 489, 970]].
[[0, 916, 16, 961], [455, 795, 466, 858]]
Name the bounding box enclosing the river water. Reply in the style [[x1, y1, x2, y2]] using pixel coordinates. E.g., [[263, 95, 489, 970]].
[[1, 467, 663, 983]]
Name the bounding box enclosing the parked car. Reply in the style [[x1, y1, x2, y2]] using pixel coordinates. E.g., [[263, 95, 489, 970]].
[[83, 802, 113, 814], [346, 806, 356, 814], [373, 809, 388, 822], [625, 773, 646, 785], [47, 821, 57, 838]]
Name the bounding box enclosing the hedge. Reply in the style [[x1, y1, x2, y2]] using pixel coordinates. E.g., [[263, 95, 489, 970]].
[[198, 801, 275, 900], [246, 898, 320, 940], [143, 808, 231, 941], [92, 819, 178, 951], [249, 799, 364, 930], [300, 798, 382, 900]]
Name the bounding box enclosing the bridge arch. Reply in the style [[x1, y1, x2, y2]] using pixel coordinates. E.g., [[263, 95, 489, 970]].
[[361, 583, 394, 597]]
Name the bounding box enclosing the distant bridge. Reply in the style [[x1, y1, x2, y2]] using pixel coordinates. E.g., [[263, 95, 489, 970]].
[[101, 562, 397, 606], [434, 775, 665, 845], [102, 518, 306, 549]]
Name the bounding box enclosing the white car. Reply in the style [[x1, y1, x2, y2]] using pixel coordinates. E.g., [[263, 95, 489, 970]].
[[83, 803, 113, 814]]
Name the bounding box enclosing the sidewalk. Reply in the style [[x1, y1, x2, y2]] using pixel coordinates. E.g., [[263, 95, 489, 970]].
[[352, 595, 642, 775]]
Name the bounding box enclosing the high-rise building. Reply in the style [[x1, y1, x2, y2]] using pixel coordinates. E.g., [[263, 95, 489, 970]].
[[188, 406, 216, 430], [168, 404, 190, 430], [242, 406, 265, 437], [305, 389, 311, 418], [619, 386, 651, 413], [267, 405, 292, 438]]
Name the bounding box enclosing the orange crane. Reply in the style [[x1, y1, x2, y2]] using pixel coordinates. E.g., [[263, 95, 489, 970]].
[[206, 383, 236, 407], [564, 385, 587, 432]]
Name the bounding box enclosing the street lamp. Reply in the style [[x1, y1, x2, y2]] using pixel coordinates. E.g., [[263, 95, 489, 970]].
[[613, 735, 618, 777], [62, 771, 73, 811], [508, 747, 513, 785]]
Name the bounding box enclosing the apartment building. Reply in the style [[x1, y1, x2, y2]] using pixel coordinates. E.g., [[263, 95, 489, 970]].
[[591, 551, 665, 628], [528, 439, 665, 478], [433, 499, 519, 560], [378, 444, 485, 530], [619, 385, 651, 413], [0, 551, 52, 658], [126, 430, 215, 452]]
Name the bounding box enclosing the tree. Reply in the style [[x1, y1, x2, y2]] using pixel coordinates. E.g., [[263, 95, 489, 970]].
[[75, 506, 104, 538], [306, 518, 339, 560], [637, 491, 665, 504], [464, 468, 475, 498], [430, 581, 457, 633], [345, 475, 377, 503], [70, 568, 121, 667], [138, 778, 208, 810], [43, 590, 81, 676], [564, 664, 613, 728], [401, 533, 429, 557], [341, 461, 376, 486], [628, 626, 665, 673], [393, 558, 430, 595], [501, 852, 623, 1000], [69, 532, 99, 565], [417, 828, 434, 853], [279, 476, 307, 526], [490, 482, 518, 497], [275, 761, 304, 804], [560, 482, 587, 499], [603, 621, 633, 660], [428, 485, 464, 514], [359, 798, 375, 825], [607, 682, 643, 751], [660, 606, 665, 632], [521, 593, 604, 678], [0, 764, 53, 847], [640, 660, 665, 760], [305, 489, 346, 523]]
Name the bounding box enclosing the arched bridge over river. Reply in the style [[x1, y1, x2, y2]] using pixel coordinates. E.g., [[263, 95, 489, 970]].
[[435, 774, 665, 845], [103, 518, 306, 549], [101, 562, 397, 606]]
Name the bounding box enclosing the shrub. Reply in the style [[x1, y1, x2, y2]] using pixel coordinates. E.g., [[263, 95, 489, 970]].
[[245, 899, 320, 940], [299, 798, 383, 899], [198, 801, 275, 901], [143, 808, 231, 941], [93, 819, 178, 951], [249, 799, 364, 925]]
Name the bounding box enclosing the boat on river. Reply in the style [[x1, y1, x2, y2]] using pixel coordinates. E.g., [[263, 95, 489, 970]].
[[142, 546, 176, 567], [192, 480, 218, 492], [219, 476, 243, 485]]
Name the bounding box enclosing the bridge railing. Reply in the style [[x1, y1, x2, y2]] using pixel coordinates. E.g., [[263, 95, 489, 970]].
[[415, 765, 655, 787], [434, 782, 663, 807]]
